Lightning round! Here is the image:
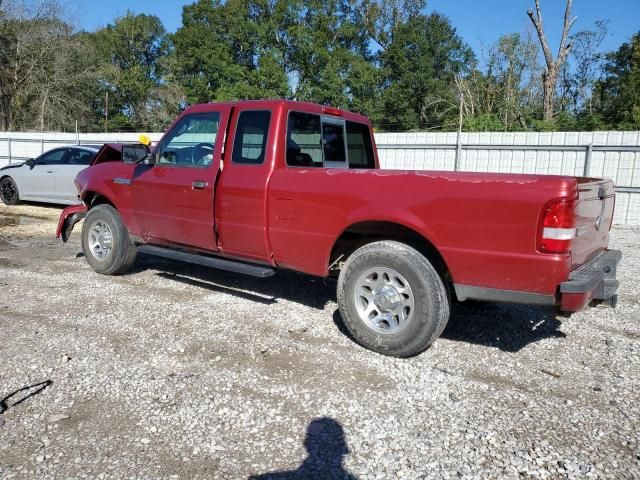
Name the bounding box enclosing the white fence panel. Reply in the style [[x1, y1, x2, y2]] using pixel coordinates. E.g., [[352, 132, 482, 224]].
[[1, 130, 638, 225]]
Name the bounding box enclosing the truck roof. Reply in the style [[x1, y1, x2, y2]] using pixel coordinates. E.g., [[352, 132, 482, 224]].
[[182, 99, 371, 125]]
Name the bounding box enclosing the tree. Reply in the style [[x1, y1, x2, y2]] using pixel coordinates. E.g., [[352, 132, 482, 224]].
[[92, 12, 180, 131], [17, 32, 102, 131], [376, 13, 474, 131], [594, 32, 640, 130], [361, 0, 426, 51], [459, 33, 541, 131], [288, 0, 376, 110], [171, 0, 291, 105], [527, 0, 576, 121], [559, 20, 608, 116], [0, 0, 74, 130]]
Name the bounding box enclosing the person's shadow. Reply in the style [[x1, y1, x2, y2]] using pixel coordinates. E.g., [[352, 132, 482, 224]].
[[249, 417, 358, 480]]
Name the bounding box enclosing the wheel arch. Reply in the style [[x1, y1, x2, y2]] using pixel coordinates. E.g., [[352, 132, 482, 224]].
[[328, 220, 451, 283], [0, 173, 16, 184], [0, 174, 19, 202], [84, 191, 117, 210]]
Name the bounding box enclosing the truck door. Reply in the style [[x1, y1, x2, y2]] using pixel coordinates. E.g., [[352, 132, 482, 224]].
[[131, 106, 231, 251], [215, 108, 274, 262]]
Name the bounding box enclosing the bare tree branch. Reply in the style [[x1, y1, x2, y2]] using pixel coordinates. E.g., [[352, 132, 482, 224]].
[[527, 0, 576, 121], [527, 0, 553, 69]]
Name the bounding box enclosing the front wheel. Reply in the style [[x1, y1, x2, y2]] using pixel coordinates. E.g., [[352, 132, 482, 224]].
[[337, 241, 450, 358], [0, 177, 20, 205], [81, 204, 137, 275]]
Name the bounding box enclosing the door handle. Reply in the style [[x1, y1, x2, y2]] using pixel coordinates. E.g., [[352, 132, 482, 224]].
[[192, 181, 207, 190], [46, 170, 54, 174]]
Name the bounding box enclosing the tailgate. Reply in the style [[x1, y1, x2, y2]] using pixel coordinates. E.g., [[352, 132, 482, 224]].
[[572, 178, 615, 269]]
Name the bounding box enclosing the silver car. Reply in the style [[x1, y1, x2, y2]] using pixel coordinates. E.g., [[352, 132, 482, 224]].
[[0, 145, 101, 206]]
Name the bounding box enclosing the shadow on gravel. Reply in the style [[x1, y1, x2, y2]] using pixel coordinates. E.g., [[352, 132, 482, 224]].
[[442, 302, 566, 352], [0, 380, 52, 416], [156, 272, 278, 305], [249, 417, 358, 480], [2, 201, 68, 212], [134, 253, 565, 353], [333, 303, 566, 354], [135, 253, 336, 310]]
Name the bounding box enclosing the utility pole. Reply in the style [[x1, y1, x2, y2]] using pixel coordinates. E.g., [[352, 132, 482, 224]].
[[455, 91, 464, 172], [104, 91, 109, 133]]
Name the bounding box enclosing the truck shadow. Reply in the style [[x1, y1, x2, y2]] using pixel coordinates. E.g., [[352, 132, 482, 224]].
[[136, 253, 336, 310], [136, 253, 566, 353], [332, 304, 566, 354], [442, 302, 567, 353]]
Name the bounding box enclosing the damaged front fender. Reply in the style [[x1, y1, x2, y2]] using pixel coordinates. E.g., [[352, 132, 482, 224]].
[[56, 205, 88, 242]]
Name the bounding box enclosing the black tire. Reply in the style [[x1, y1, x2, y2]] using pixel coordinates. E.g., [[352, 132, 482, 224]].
[[0, 176, 20, 205], [81, 204, 137, 275], [337, 241, 450, 358]]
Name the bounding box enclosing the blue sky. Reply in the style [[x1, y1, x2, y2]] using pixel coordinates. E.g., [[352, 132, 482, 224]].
[[74, 0, 639, 55]]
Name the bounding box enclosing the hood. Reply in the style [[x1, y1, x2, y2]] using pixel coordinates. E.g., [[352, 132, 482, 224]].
[[91, 143, 123, 166], [0, 162, 25, 171]]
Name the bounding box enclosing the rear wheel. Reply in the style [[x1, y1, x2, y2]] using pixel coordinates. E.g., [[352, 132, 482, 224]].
[[81, 204, 137, 275], [0, 177, 20, 205], [337, 241, 450, 358]]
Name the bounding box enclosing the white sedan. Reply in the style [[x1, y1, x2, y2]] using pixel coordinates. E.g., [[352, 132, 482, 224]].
[[0, 145, 101, 205]]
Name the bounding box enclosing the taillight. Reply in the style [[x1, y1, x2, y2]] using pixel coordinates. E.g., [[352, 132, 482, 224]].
[[538, 200, 576, 254]]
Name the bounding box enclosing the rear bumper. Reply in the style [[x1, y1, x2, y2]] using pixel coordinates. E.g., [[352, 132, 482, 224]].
[[559, 249, 622, 312], [453, 249, 622, 312], [56, 205, 87, 242]]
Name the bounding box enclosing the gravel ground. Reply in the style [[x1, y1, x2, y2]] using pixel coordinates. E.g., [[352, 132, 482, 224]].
[[0, 203, 639, 480]]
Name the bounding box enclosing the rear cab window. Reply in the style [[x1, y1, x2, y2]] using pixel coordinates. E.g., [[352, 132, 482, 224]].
[[232, 110, 272, 165], [286, 111, 374, 169]]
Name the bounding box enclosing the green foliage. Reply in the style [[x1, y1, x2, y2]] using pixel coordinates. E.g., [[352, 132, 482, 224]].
[[0, 1, 638, 133], [375, 13, 474, 131], [462, 114, 505, 132], [171, 0, 291, 105], [91, 12, 181, 131], [288, 0, 374, 110], [594, 32, 640, 130]]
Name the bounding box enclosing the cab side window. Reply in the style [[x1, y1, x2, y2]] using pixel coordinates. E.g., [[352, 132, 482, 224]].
[[158, 113, 220, 167], [232, 111, 271, 165], [286, 112, 323, 167], [346, 121, 375, 169], [322, 122, 346, 164], [37, 149, 67, 165], [286, 112, 372, 168]]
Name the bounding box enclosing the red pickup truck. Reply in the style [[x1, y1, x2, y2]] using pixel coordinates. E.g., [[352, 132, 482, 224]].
[[57, 100, 621, 357]]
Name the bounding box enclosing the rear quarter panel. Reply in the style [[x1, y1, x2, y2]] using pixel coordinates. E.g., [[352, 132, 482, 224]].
[[268, 168, 577, 296]]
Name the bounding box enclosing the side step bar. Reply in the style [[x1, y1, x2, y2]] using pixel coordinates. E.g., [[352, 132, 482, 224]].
[[137, 245, 275, 278]]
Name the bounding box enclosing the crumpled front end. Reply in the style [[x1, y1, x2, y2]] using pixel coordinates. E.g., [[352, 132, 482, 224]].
[[56, 205, 88, 242]]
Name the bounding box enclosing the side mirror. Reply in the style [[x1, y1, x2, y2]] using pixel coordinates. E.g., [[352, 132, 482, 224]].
[[25, 158, 35, 168], [122, 144, 151, 164]]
